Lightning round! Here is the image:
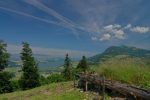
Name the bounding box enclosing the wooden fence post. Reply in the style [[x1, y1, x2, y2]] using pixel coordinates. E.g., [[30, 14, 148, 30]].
[[85, 81, 88, 91], [73, 75, 76, 88], [102, 75, 105, 100]]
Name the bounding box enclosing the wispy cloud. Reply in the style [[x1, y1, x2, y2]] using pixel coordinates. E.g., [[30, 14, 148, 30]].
[[0, 6, 64, 27], [23, 0, 89, 35], [23, 0, 74, 28], [0, 0, 91, 36]]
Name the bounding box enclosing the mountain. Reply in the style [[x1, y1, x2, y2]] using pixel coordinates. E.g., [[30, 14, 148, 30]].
[[8, 54, 65, 68], [8, 54, 79, 69], [89, 45, 150, 63]]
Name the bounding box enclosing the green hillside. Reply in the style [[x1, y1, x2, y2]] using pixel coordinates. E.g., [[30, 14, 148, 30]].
[[93, 57, 150, 89], [89, 45, 150, 63], [89, 46, 150, 89]]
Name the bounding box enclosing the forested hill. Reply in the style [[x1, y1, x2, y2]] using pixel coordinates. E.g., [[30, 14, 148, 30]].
[[89, 45, 150, 63]]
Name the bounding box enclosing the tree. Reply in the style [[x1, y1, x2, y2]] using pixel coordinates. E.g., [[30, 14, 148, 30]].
[[62, 54, 72, 80], [0, 40, 9, 71], [0, 40, 12, 93], [77, 56, 88, 72], [19, 42, 40, 90]]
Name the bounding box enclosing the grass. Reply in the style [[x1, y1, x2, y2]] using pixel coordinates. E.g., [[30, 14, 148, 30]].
[[94, 57, 150, 89], [0, 81, 98, 100]]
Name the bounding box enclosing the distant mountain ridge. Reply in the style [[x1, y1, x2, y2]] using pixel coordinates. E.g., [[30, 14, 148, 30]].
[[89, 45, 150, 63], [8, 54, 65, 68], [8, 54, 79, 68]]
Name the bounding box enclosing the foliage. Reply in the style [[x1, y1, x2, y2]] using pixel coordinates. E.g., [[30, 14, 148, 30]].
[[0, 40, 12, 94], [62, 54, 72, 80], [11, 80, 20, 91], [40, 74, 66, 85], [0, 71, 13, 93], [0, 40, 9, 71], [19, 42, 40, 90], [77, 56, 88, 72], [47, 73, 65, 83], [39, 75, 49, 85]]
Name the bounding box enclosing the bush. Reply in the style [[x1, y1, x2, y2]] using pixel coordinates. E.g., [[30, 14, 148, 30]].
[[47, 74, 65, 83], [0, 72, 13, 93], [10, 80, 20, 91], [39, 75, 49, 85]]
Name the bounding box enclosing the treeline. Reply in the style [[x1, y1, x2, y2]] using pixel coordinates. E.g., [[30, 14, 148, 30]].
[[0, 40, 89, 94]]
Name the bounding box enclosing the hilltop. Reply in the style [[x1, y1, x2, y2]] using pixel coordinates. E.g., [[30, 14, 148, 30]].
[[89, 45, 150, 63]]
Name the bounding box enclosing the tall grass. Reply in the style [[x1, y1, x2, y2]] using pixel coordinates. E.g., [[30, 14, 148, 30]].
[[95, 57, 150, 89]]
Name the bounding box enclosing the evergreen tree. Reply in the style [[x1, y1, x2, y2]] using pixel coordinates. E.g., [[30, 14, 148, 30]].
[[0, 40, 9, 71], [63, 54, 72, 80], [0, 40, 12, 93], [19, 42, 40, 90], [77, 56, 88, 72]]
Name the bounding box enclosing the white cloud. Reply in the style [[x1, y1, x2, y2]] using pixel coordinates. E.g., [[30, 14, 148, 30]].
[[113, 24, 121, 29], [91, 37, 98, 41], [104, 25, 113, 31], [124, 24, 131, 29], [130, 26, 149, 33], [100, 34, 111, 41], [103, 24, 125, 40], [104, 24, 121, 31], [113, 29, 125, 39], [91, 24, 149, 41]]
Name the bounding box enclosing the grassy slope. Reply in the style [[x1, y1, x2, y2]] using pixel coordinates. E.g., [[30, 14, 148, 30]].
[[93, 57, 150, 89], [0, 82, 98, 100]]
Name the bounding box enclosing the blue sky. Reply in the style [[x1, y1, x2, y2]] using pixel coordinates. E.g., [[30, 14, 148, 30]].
[[0, 0, 150, 57]]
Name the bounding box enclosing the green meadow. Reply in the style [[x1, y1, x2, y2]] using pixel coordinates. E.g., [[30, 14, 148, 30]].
[[0, 82, 99, 100]]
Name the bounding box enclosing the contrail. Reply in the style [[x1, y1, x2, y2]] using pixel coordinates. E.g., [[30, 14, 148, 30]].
[[0, 6, 74, 29], [23, 0, 75, 27], [23, 0, 88, 33]]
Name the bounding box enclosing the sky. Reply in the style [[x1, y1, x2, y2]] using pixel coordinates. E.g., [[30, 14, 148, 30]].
[[0, 0, 150, 57]]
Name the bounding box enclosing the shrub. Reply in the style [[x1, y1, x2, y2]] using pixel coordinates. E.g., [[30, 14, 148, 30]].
[[39, 75, 49, 85], [11, 80, 20, 91], [0, 72, 13, 93], [47, 74, 65, 83]]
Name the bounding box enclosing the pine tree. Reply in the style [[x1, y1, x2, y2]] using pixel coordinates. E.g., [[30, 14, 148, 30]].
[[77, 56, 88, 72], [63, 54, 72, 80], [19, 42, 40, 90], [0, 40, 9, 71], [0, 40, 12, 93]]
